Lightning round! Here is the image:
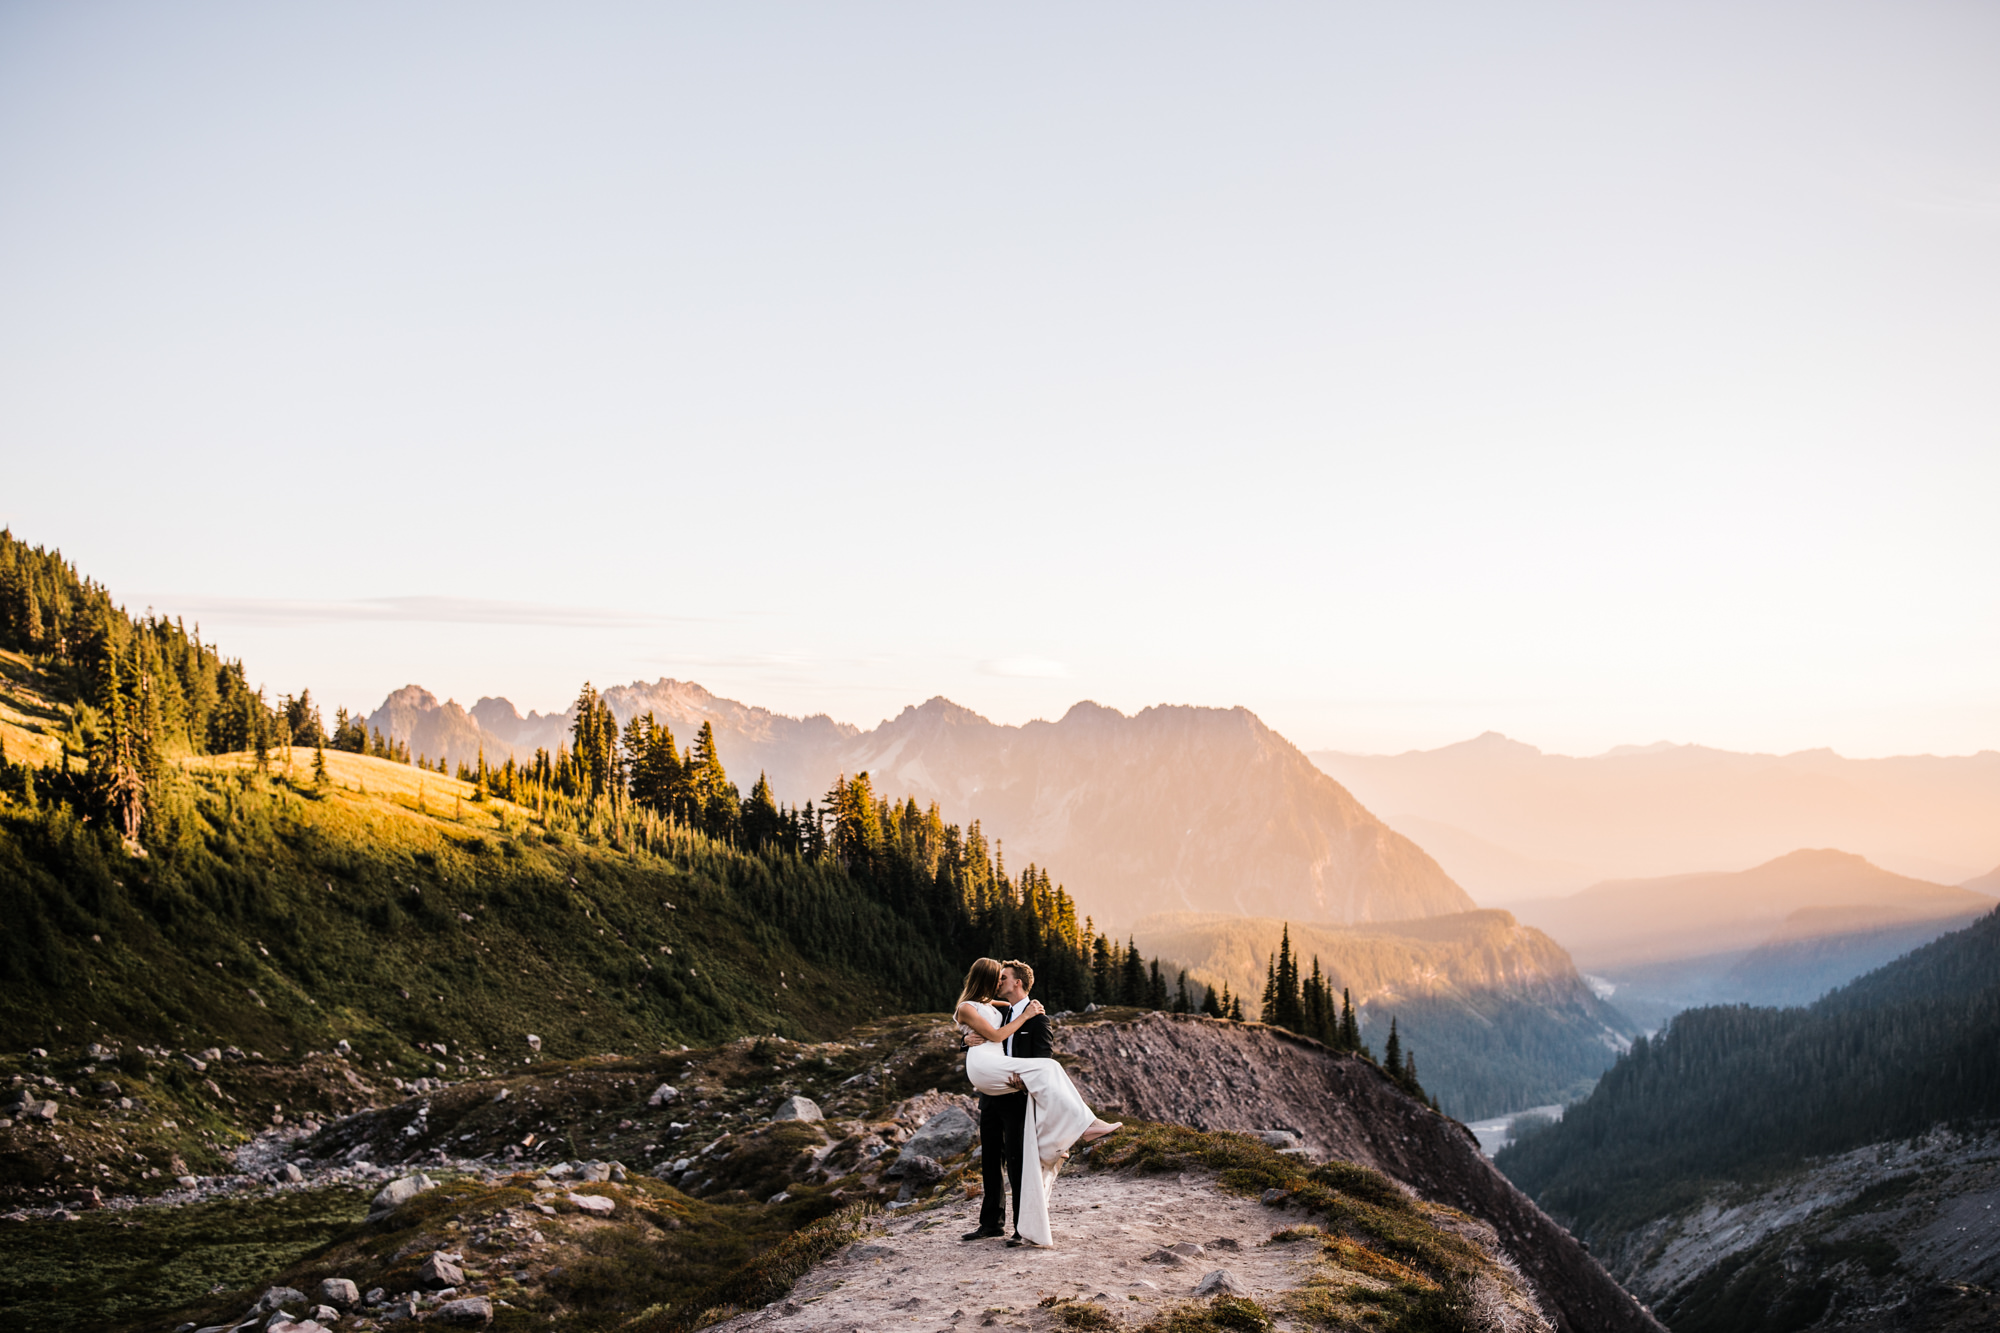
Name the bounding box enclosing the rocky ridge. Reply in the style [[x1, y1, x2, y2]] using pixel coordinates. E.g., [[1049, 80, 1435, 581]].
[[3, 1012, 1658, 1332], [1598, 1127, 2000, 1332]]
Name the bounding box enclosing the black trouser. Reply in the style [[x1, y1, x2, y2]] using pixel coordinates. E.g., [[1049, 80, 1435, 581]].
[[978, 1090, 1027, 1233]]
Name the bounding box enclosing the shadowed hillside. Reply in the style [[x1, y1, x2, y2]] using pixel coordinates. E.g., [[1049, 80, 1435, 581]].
[[1133, 910, 1634, 1118]]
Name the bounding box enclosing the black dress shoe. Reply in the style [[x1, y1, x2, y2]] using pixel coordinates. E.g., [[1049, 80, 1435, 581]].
[[1005, 1233, 1026, 1247], [961, 1226, 1006, 1241]]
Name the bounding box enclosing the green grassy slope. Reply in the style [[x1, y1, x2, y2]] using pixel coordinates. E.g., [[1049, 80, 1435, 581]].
[[0, 747, 969, 1078]]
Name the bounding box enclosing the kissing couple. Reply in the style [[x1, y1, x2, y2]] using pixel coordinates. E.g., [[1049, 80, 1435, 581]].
[[954, 957, 1121, 1248]]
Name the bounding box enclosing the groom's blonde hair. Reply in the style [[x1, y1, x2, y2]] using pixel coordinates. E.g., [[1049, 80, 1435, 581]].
[[1002, 959, 1034, 991]]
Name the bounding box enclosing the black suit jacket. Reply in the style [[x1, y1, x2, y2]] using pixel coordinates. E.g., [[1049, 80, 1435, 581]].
[[1009, 1005, 1053, 1061]]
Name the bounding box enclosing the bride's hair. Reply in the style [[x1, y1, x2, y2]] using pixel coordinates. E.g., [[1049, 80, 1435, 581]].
[[958, 957, 1002, 1006]]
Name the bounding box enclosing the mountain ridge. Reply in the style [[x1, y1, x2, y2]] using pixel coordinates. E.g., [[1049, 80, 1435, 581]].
[[1311, 734, 2000, 896], [366, 680, 1475, 928]]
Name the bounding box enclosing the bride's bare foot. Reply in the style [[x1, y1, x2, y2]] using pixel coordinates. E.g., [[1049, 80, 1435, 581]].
[[1081, 1121, 1122, 1144]]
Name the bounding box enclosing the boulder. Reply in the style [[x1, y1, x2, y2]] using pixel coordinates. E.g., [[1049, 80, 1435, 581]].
[[525, 1034, 542, 1052], [308, 1306, 341, 1324], [1194, 1270, 1247, 1296], [30, 1099, 58, 1122], [567, 1192, 616, 1216], [319, 1279, 359, 1308], [369, 1173, 437, 1217], [256, 1287, 309, 1314], [886, 1153, 945, 1184], [1255, 1130, 1301, 1150], [416, 1252, 466, 1288], [1169, 1241, 1206, 1258], [435, 1296, 493, 1325], [380, 1300, 416, 1323], [902, 1107, 977, 1161], [1143, 1248, 1186, 1266], [576, 1161, 612, 1183], [648, 1083, 678, 1107], [771, 1095, 822, 1122]]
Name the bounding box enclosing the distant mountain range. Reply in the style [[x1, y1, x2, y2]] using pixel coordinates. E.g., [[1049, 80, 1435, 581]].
[[366, 682, 1474, 928], [1131, 909, 1634, 1119], [1508, 849, 1994, 1030], [1310, 732, 2000, 897]]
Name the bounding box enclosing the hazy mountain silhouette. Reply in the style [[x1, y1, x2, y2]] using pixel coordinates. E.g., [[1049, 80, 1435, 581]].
[[1513, 848, 1990, 972], [365, 682, 1473, 928], [1311, 732, 2000, 898]]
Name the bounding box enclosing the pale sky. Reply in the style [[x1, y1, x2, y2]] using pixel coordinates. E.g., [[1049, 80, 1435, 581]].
[[3, 3, 1997, 758]]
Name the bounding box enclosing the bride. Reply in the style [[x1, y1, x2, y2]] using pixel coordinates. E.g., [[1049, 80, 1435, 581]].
[[954, 957, 1121, 1248]]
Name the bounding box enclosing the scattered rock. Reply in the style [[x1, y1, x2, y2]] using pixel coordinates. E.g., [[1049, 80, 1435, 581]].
[[567, 1192, 616, 1216], [256, 1286, 309, 1314], [364, 1288, 387, 1304], [1255, 1130, 1301, 1150], [1168, 1241, 1206, 1258], [280, 1163, 304, 1183], [1129, 1279, 1159, 1290], [380, 1299, 416, 1322], [849, 1243, 897, 1261], [886, 1153, 945, 1183], [1260, 1188, 1290, 1206], [575, 1162, 613, 1183], [903, 1107, 977, 1161], [416, 1252, 466, 1288], [369, 1173, 437, 1218], [1193, 1269, 1247, 1296], [772, 1095, 822, 1122], [1143, 1248, 1187, 1266], [1208, 1237, 1242, 1251], [648, 1083, 679, 1107], [525, 1035, 541, 1052], [434, 1296, 493, 1325]]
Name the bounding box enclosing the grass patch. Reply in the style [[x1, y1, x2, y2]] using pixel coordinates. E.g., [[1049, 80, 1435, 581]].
[[0, 1186, 369, 1333], [1138, 1294, 1277, 1332]]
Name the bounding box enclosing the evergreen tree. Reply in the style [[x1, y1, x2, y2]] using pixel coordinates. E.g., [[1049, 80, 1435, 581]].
[[1121, 937, 1145, 1006], [313, 739, 329, 789], [1229, 993, 1245, 1022], [1174, 970, 1192, 1014], [1091, 933, 1114, 1004], [1383, 1017, 1402, 1077], [1147, 959, 1168, 1010], [1340, 988, 1361, 1052], [741, 772, 784, 849], [1200, 979, 1223, 1018]]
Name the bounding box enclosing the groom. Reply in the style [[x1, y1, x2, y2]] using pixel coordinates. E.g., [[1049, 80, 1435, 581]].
[[962, 958, 1049, 1244]]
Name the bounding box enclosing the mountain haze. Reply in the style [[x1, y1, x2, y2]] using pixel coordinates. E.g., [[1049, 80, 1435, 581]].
[[1514, 848, 1992, 971], [367, 683, 1475, 928], [1312, 731, 2000, 897]]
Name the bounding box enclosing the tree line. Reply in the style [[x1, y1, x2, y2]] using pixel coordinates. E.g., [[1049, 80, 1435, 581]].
[[1258, 923, 1434, 1106], [1496, 904, 2000, 1237]]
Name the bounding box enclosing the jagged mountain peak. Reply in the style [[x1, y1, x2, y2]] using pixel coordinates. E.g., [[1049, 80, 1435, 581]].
[[365, 677, 1473, 928]]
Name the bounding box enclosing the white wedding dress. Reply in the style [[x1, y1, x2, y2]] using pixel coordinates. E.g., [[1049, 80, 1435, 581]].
[[962, 1002, 1102, 1248]]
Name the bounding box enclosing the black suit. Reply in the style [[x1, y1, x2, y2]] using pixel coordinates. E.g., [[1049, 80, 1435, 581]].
[[977, 999, 1052, 1235]]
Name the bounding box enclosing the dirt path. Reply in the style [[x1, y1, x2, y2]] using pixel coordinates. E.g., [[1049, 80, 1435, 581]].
[[719, 1167, 1314, 1331]]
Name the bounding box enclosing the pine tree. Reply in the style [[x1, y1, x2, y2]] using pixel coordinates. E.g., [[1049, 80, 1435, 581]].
[[1121, 938, 1145, 1006], [1174, 970, 1192, 1014], [1147, 959, 1168, 1011], [1383, 1017, 1402, 1076], [1340, 988, 1361, 1052], [1091, 934, 1114, 1004], [1229, 993, 1245, 1022], [313, 739, 329, 789]]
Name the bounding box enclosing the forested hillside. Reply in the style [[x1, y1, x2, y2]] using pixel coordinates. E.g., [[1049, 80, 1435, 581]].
[[1496, 904, 2000, 1236], [0, 530, 1201, 1067]]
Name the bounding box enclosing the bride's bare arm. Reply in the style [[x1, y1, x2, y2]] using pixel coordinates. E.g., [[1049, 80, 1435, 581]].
[[954, 999, 1045, 1043]]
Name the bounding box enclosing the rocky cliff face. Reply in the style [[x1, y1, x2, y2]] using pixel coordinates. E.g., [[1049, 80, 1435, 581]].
[[1596, 1127, 2000, 1332], [1057, 1011, 1658, 1332], [367, 683, 1474, 927]]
